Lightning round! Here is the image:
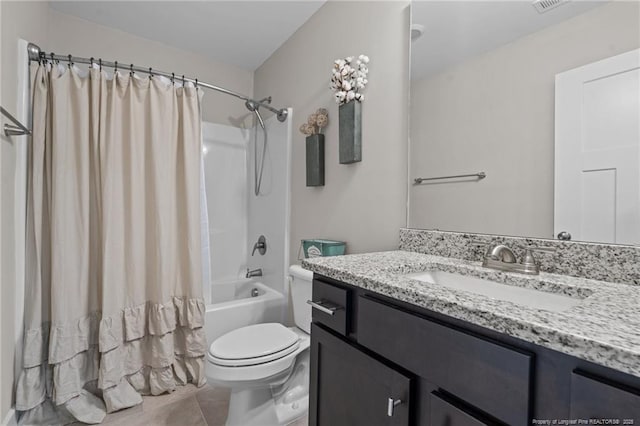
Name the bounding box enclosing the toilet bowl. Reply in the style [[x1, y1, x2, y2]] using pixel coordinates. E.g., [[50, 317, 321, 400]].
[[205, 265, 313, 426]]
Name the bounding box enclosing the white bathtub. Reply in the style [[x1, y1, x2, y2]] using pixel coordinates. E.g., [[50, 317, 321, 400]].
[[204, 278, 285, 345]]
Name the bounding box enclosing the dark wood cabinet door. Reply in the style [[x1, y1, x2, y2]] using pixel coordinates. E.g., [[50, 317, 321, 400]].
[[357, 296, 532, 426], [309, 323, 412, 426], [430, 393, 490, 426], [570, 370, 640, 422]]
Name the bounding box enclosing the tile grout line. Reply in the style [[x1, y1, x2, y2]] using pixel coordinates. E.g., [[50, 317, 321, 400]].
[[193, 394, 209, 426]]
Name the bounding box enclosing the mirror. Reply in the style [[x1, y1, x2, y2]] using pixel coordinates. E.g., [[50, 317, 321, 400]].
[[408, 1, 640, 244]]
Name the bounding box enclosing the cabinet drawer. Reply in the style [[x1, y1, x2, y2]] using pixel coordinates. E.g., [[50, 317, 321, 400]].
[[358, 296, 532, 426], [430, 393, 490, 426], [570, 370, 640, 421], [310, 279, 350, 335]]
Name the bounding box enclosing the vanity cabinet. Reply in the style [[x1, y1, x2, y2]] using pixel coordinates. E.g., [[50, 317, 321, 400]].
[[309, 275, 640, 426], [357, 296, 531, 425], [569, 371, 640, 419], [309, 323, 412, 425], [429, 392, 492, 426], [310, 279, 351, 336]]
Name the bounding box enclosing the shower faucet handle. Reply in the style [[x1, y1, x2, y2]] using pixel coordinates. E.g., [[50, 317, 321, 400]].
[[252, 235, 267, 256]]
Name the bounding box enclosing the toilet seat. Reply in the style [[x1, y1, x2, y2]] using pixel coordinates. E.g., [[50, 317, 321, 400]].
[[209, 323, 301, 367], [209, 340, 300, 367], [206, 327, 310, 386]]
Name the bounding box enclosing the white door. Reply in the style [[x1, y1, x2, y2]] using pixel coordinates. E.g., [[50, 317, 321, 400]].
[[555, 49, 640, 245]]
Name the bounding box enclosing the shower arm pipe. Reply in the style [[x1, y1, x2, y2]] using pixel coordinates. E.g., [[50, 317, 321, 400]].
[[26, 43, 288, 122]]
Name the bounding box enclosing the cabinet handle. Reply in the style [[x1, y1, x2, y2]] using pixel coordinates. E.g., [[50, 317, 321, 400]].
[[306, 300, 341, 316], [387, 398, 402, 417]]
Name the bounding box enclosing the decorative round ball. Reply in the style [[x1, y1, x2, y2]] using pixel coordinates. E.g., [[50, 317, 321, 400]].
[[316, 114, 328, 128]]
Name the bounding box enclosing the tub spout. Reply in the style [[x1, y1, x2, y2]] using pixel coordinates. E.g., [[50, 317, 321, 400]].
[[246, 268, 263, 278]]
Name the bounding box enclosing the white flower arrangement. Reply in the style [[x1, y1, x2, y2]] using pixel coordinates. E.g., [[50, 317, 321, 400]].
[[330, 54, 369, 105]]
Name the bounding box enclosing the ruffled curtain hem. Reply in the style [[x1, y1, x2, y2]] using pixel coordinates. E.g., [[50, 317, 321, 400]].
[[16, 297, 207, 425]]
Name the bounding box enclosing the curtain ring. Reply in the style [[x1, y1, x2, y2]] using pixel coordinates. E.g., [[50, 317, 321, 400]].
[[171, 73, 175, 85], [149, 67, 153, 80], [99, 59, 102, 71], [130, 64, 134, 77], [182, 75, 185, 86], [195, 79, 198, 88], [114, 61, 118, 73], [90, 57, 94, 69], [68, 54, 73, 68], [50, 52, 54, 65]]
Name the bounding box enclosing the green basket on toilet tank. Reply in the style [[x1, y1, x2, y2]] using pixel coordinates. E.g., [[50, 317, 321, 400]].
[[301, 239, 346, 258]]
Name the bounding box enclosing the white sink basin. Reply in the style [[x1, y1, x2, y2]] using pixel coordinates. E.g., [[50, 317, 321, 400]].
[[406, 270, 584, 312]]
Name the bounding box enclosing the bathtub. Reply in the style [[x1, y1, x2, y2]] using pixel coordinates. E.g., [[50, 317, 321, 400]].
[[204, 278, 285, 345]]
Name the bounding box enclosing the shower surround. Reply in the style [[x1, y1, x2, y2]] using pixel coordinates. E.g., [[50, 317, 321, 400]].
[[201, 112, 292, 338]]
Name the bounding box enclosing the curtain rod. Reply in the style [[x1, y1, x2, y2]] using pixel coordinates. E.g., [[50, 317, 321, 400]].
[[1, 106, 31, 137], [27, 43, 288, 123]]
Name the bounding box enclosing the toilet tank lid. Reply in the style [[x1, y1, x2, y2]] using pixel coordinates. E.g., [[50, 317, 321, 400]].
[[209, 323, 299, 360], [289, 264, 313, 280]]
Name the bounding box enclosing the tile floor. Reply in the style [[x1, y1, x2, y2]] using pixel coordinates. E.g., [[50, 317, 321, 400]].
[[94, 384, 308, 426]]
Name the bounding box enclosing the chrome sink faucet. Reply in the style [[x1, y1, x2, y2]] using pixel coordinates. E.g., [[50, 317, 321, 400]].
[[473, 241, 555, 275]]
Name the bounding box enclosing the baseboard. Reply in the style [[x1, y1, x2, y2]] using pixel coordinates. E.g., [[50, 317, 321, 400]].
[[2, 408, 17, 426]]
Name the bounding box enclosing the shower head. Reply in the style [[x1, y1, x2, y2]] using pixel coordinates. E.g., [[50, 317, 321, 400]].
[[245, 99, 259, 112], [245, 99, 266, 130], [245, 97, 272, 112]]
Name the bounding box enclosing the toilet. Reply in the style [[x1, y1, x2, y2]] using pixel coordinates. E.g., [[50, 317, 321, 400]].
[[206, 265, 313, 426]]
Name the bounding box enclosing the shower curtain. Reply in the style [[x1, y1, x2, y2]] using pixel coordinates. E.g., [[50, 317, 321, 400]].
[[16, 63, 208, 425]]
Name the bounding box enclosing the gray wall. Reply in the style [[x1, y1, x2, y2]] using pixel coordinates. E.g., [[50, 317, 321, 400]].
[[46, 8, 254, 126], [1, 2, 50, 420], [254, 1, 411, 264], [0, 3, 255, 419], [409, 1, 640, 239], [1, 2, 412, 418]]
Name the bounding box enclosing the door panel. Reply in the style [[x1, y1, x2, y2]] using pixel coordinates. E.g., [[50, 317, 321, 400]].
[[357, 296, 532, 426], [309, 323, 412, 426], [570, 370, 640, 421], [430, 393, 490, 426], [555, 48, 640, 244]]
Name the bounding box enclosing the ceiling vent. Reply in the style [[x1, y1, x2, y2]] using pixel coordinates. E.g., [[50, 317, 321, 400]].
[[532, 0, 569, 13]]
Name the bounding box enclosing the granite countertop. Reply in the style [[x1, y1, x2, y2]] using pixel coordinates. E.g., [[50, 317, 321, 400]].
[[301, 250, 640, 378]]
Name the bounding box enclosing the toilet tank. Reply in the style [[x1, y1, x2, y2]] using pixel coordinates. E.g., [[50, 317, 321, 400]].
[[289, 265, 313, 334]]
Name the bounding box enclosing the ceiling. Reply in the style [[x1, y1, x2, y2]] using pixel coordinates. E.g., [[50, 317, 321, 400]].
[[48, 1, 611, 79], [411, 0, 608, 80], [49, 1, 326, 71]]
